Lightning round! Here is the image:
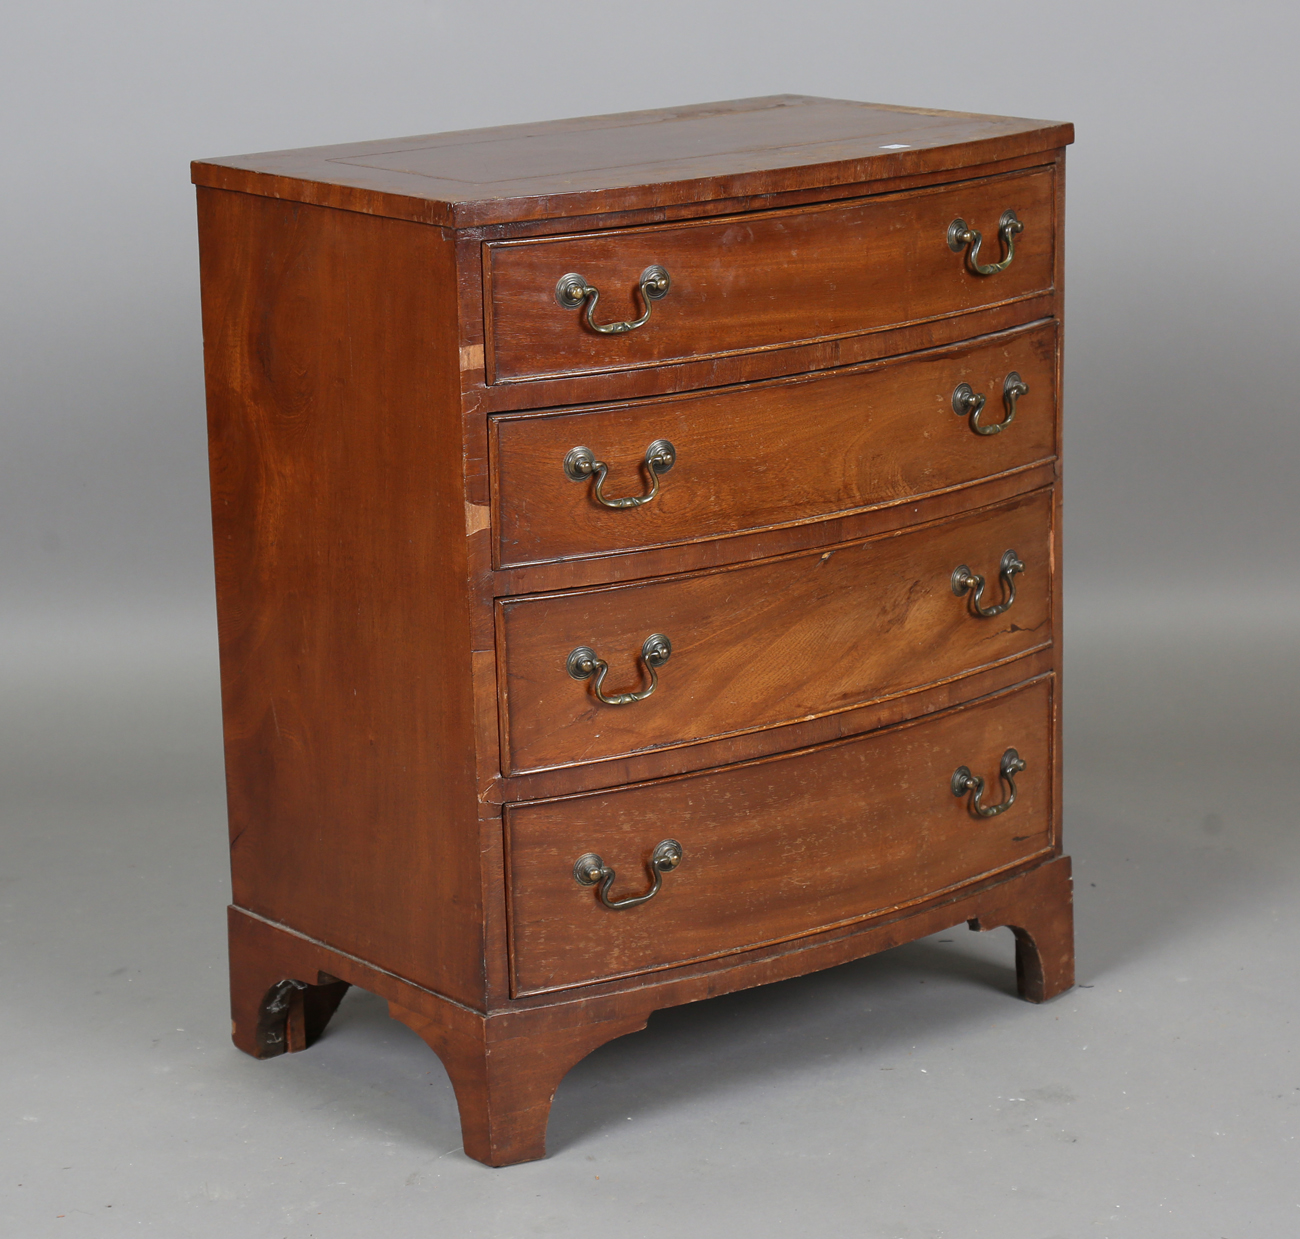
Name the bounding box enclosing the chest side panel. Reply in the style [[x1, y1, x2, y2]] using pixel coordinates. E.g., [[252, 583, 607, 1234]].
[[198, 188, 483, 1004]]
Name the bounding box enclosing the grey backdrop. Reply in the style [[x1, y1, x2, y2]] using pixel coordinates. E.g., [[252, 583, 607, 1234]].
[[3, 3, 1298, 1237], [4, 0, 1299, 630]]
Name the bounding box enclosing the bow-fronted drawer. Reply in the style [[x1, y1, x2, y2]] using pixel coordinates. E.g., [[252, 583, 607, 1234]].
[[484, 166, 1056, 385], [497, 489, 1052, 774], [506, 676, 1054, 995]]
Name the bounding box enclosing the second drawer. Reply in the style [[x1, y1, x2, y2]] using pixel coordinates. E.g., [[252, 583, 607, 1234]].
[[491, 320, 1058, 568], [497, 488, 1053, 774]]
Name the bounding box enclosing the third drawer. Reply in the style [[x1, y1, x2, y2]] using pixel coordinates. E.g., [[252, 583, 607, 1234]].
[[497, 488, 1053, 774]]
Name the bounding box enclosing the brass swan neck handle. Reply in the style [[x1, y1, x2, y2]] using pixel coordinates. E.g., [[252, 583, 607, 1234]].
[[952, 749, 1026, 818], [952, 371, 1028, 436], [952, 549, 1025, 618], [573, 840, 684, 910], [947, 209, 1024, 275], [555, 265, 671, 334], [567, 634, 672, 706], [564, 440, 676, 509]]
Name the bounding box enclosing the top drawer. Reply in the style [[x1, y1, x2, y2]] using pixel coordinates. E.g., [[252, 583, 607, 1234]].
[[484, 166, 1056, 385]]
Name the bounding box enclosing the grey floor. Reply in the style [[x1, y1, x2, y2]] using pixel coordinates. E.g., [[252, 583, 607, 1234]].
[[2, 601, 1297, 1239]]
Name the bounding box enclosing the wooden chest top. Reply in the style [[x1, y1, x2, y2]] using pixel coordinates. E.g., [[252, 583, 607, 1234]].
[[191, 94, 1072, 228]]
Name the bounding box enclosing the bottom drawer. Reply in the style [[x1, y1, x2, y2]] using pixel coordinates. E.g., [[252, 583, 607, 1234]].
[[506, 676, 1055, 996]]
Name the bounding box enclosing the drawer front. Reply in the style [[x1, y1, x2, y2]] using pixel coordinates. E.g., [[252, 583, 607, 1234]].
[[498, 489, 1052, 774], [486, 166, 1056, 384], [492, 321, 1057, 568], [507, 676, 1054, 995]]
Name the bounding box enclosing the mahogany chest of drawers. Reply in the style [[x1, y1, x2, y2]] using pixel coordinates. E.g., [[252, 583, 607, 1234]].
[[192, 95, 1074, 1167]]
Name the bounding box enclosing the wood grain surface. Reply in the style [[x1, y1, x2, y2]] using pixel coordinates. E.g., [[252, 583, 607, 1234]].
[[485, 166, 1055, 383], [199, 96, 1074, 1166], [498, 489, 1052, 773], [492, 320, 1057, 567], [198, 188, 484, 1004], [192, 95, 1071, 229], [506, 676, 1054, 995]]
